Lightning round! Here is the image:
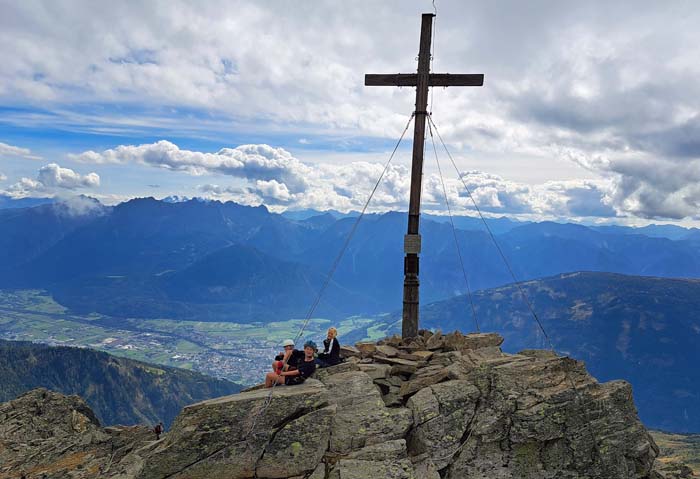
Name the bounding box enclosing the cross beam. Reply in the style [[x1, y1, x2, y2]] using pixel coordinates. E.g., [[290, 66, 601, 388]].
[[365, 13, 484, 339]]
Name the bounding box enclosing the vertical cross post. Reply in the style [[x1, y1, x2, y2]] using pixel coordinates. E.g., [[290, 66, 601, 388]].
[[402, 13, 434, 339], [365, 14, 483, 339]]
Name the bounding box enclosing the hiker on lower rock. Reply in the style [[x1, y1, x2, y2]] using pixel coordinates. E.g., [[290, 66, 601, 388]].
[[265, 340, 317, 387], [317, 326, 341, 368], [153, 421, 164, 440]]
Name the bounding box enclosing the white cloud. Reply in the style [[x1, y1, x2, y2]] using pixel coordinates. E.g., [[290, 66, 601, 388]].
[[51, 195, 105, 217], [0, 173, 6, 181], [0, 142, 41, 160], [94, 140, 612, 219], [37, 163, 100, 189], [3, 2, 700, 220], [3, 163, 100, 198], [71, 141, 310, 192], [562, 147, 700, 219]]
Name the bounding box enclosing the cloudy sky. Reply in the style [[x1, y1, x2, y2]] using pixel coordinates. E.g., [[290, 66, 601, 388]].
[[1, 0, 699, 225]]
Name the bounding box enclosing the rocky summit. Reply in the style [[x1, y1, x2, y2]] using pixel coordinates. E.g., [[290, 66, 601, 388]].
[[0, 331, 692, 479]]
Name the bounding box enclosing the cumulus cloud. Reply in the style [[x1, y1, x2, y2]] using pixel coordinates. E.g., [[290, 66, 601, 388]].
[[97, 141, 612, 219], [37, 163, 100, 189], [562, 147, 700, 219], [0, 173, 6, 181], [4, 163, 100, 198], [71, 141, 310, 192]]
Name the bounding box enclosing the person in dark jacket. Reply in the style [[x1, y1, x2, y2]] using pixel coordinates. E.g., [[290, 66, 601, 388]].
[[153, 421, 164, 440], [265, 341, 317, 387], [317, 327, 341, 368]]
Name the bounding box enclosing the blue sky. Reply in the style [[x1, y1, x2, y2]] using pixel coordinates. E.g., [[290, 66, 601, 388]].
[[1, 1, 699, 225]]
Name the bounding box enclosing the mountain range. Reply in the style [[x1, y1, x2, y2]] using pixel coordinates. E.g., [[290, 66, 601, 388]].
[[1, 197, 700, 432], [2, 197, 700, 322], [0, 339, 241, 427]]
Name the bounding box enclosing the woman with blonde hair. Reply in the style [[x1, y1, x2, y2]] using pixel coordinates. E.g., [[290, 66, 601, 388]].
[[317, 326, 341, 367]]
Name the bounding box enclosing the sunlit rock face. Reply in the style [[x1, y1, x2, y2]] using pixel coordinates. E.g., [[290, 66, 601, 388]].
[[1, 331, 671, 479]]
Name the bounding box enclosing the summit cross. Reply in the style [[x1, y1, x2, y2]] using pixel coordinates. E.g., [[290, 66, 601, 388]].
[[365, 13, 484, 339]]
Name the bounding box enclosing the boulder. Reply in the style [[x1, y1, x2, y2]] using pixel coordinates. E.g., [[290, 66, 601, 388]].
[[137, 380, 330, 479], [256, 404, 336, 478], [313, 361, 359, 382], [443, 356, 659, 479], [444, 331, 504, 352], [0, 388, 151, 479], [391, 363, 419, 376], [340, 345, 361, 358], [358, 362, 391, 380], [332, 458, 416, 479], [397, 350, 434, 362], [375, 344, 400, 357], [355, 342, 377, 358], [381, 334, 404, 347], [425, 331, 445, 350], [375, 356, 420, 369], [406, 380, 481, 469], [333, 442, 416, 479], [323, 371, 413, 454], [399, 367, 451, 398], [347, 439, 408, 461]]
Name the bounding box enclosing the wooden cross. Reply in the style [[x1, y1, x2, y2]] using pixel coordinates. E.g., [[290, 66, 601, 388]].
[[365, 13, 484, 339]]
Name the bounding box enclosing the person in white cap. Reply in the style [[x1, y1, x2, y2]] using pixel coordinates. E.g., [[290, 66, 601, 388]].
[[271, 339, 296, 374], [264, 340, 317, 388]]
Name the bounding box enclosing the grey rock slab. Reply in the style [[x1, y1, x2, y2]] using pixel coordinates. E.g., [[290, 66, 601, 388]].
[[375, 356, 420, 368], [357, 362, 391, 380], [256, 404, 335, 478], [412, 456, 441, 479], [314, 361, 359, 382], [307, 462, 327, 479], [137, 380, 329, 479], [447, 332, 504, 352], [354, 342, 377, 358], [375, 344, 400, 357], [406, 380, 481, 469], [424, 331, 445, 350], [443, 356, 659, 479], [340, 345, 361, 358], [346, 439, 407, 461], [323, 371, 412, 454], [334, 458, 416, 479], [397, 350, 434, 362], [399, 368, 450, 398]]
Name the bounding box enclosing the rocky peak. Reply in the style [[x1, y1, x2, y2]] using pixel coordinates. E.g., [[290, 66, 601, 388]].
[[0, 388, 152, 478], [1, 331, 694, 478]]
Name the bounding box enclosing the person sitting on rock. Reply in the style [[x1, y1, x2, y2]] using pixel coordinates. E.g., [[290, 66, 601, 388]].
[[317, 327, 341, 368], [272, 339, 296, 374], [265, 341, 317, 387]]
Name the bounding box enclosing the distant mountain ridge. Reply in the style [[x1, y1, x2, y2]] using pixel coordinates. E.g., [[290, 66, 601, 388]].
[[2, 197, 700, 321], [0, 193, 55, 209], [0, 339, 241, 427]]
